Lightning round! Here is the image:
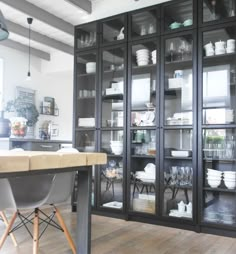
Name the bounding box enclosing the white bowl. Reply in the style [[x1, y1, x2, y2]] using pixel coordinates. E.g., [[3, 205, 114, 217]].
[[86, 62, 96, 73], [207, 178, 221, 188], [136, 49, 149, 54], [207, 175, 222, 181], [224, 180, 236, 189], [110, 145, 123, 155], [136, 55, 149, 60], [207, 168, 222, 174], [137, 60, 149, 66]]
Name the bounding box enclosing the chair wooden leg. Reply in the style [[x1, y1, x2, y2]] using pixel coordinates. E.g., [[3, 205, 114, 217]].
[[0, 211, 17, 246], [0, 211, 17, 249], [54, 207, 76, 254], [33, 209, 39, 254]]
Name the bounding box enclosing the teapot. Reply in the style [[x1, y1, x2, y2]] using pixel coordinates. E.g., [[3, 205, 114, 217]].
[[117, 27, 124, 40]]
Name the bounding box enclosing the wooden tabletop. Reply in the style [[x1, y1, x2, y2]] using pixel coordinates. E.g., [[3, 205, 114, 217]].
[[0, 151, 107, 173]]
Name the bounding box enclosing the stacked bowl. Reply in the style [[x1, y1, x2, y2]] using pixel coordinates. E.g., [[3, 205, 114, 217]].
[[86, 62, 96, 73], [223, 171, 236, 189], [110, 140, 123, 155], [151, 50, 157, 64], [206, 168, 222, 188], [136, 49, 149, 66]]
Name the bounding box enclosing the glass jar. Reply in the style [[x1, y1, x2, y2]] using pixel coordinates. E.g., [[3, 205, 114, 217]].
[[10, 117, 27, 138]]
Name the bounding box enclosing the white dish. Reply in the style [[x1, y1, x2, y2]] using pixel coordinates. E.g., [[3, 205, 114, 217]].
[[171, 150, 190, 157]]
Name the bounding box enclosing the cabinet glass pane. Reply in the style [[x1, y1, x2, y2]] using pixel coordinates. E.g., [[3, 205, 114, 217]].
[[100, 130, 124, 209], [202, 129, 236, 226], [130, 129, 156, 214], [76, 23, 97, 49], [76, 53, 97, 124], [164, 0, 193, 32], [203, 191, 236, 226], [163, 129, 193, 219], [74, 131, 95, 152], [131, 41, 157, 127], [102, 16, 125, 43], [102, 47, 125, 127], [164, 36, 193, 125], [203, 0, 235, 23], [202, 27, 236, 125], [131, 8, 157, 38], [203, 129, 236, 160]]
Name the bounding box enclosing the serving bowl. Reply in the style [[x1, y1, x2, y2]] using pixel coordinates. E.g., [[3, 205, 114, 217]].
[[207, 178, 221, 188]]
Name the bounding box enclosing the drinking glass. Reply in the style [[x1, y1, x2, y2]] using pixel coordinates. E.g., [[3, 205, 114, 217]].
[[168, 42, 175, 62]]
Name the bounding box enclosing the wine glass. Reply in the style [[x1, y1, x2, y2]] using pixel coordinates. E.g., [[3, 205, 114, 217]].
[[179, 40, 186, 61], [168, 42, 175, 62]]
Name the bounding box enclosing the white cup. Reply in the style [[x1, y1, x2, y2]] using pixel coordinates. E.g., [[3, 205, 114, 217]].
[[227, 39, 235, 48]]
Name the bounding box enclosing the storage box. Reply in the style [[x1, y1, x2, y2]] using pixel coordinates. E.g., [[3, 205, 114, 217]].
[[168, 78, 183, 89], [105, 88, 123, 95]]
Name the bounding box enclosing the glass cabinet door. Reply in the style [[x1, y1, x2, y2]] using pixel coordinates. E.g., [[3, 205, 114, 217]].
[[164, 35, 193, 126], [162, 32, 195, 220], [202, 25, 236, 125], [101, 46, 125, 128], [102, 15, 126, 44], [76, 23, 97, 50], [202, 0, 236, 23], [130, 40, 158, 127], [130, 129, 157, 214], [200, 24, 236, 227], [130, 7, 158, 39], [162, 129, 193, 219], [163, 0, 194, 33], [76, 52, 97, 127], [99, 130, 124, 210]]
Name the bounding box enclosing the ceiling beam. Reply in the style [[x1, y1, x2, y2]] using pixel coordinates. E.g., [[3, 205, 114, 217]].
[[0, 39, 50, 61], [1, 0, 74, 35], [65, 0, 92, 14], [6, 20, 74, 55]]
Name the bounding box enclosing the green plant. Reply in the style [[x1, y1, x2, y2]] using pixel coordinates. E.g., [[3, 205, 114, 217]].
[[5, 97, 39, 126]]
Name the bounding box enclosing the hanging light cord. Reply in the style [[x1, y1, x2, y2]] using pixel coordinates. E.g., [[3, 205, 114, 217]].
[[28, 21, 31, 75]]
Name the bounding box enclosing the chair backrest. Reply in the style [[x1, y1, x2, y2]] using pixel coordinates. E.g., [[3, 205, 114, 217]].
[[44, 148, 78, 205], [9, 148, 55, 209], [0, 179, 16, 211]]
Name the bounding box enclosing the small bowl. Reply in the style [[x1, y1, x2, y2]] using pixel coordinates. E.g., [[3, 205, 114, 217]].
[[169, 22, 182, 29], [207, 178, 221, 188], [183, 19, 193, 27]]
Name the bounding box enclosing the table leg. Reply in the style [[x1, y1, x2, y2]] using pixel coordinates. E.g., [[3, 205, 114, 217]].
[[77, 166, 92, 254]]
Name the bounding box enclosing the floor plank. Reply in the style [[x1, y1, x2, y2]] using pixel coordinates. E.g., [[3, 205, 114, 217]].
[[0, 205, 235, 254]]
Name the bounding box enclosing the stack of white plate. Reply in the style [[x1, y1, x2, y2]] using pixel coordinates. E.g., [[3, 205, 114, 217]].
[[206, 168, 222, 188], [223, 171, 236, 189], [151, 50, 156, 64], [136, 49, 149, 66], [86, 62, 96, 73]]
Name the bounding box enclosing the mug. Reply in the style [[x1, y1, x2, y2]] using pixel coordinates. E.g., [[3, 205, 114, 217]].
[[174, 70, 183, 79]]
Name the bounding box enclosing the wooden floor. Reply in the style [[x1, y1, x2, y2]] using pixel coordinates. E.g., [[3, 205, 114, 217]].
[[1, 205, 236, 254]]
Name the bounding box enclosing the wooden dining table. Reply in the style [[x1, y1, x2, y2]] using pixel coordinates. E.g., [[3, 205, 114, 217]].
[[0, 150, 107, 254]]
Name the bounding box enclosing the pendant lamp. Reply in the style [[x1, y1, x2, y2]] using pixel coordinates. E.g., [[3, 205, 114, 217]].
[[26, 17, 33, 80], [0, 10, 9, 41]]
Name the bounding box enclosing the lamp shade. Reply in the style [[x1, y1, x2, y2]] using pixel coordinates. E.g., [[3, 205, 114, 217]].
[[0, 10, 9, 41]]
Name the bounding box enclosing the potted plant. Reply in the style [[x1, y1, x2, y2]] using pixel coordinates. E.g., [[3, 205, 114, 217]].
[[6, 97, 39, 137]]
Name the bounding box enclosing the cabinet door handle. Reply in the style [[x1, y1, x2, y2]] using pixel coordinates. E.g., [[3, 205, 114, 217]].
[[40, 145, 53, 148]]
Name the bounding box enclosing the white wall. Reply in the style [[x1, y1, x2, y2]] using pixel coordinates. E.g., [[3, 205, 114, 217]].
[[0, 45, 73, 141]]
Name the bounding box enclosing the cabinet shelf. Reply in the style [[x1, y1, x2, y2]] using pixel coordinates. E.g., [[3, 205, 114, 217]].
[[203, 158, 236, 163], [77, 96, 95, 100], [203, 53, 236, 66], [165, 156, 192, 160], [165, 59, 192, 69], [77, 73, 96, 77], [102, 94, 123, 102], [203, 187, 236, 193], [131, 155, 155, 159]]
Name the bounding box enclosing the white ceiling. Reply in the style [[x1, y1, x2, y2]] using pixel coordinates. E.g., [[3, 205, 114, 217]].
[[0, 0, 167, 57]]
